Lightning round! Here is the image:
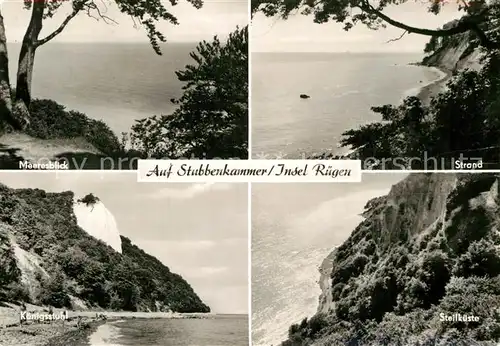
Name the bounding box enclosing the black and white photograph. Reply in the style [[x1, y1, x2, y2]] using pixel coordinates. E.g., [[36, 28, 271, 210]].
[[252, 173, 500, 345], [251, 0, 500, 169], [0, 172, 249, 345], [0, 0, 248, 170]]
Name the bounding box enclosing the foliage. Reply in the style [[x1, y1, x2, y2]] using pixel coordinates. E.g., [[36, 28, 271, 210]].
[[39, 268, 71, 308], [0, 229, 22, 301], [0, 184, 210, 313], [424, 36, 440, 54], [77, 193, 100, 207], [252, 0, 500, 49], [130, 26, 248, 159], [339, 52, 500, 168], [26, 99, 122, 156], [25, 0, 204, 55], [281, 174, 500, 345]]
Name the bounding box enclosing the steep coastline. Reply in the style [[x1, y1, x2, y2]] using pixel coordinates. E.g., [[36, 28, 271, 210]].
[[0, 183, 209, 313], [417, 25, 484, 103], [0, 183, 210, 345], [73, 199, 122, 253], [284, 26, 500, 346], [284, 173, 500, 345]]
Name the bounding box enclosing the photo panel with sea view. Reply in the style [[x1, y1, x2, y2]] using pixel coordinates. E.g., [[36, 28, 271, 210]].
[[251, 0, 500, 170], [0, 0, 248, 170], [252, 172, 500, 346], [0, 172, 249, 345]]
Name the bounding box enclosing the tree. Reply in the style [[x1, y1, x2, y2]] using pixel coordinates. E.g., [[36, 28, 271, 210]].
[[0, 0, 204, 130], [424, 35, 440, 54], [252, 0, 500, 50], [77, 193, 100, 208], [39, 267, 71, 308], [0, 235, 21, 300], [0, 13, 20, 130], [130, 26, 248, 159]]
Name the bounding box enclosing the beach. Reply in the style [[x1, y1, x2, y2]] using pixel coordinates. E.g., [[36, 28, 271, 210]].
[[309, 65, 452, 160], [0, 303, 215, 346], [415, 66, 453, 104]]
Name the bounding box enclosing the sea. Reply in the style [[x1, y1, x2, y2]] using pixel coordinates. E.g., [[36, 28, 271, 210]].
[[88, 314, 249, 346], [251, 174, 407, 346], [7, 43, 196, 137], [251, 52, 447, 158]]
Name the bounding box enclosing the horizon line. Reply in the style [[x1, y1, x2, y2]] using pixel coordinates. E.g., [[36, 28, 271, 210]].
[[6, 40, 202, 44], [252, 50, 424, 54]]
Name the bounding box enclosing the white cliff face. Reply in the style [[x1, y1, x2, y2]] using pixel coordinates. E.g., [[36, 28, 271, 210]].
[[73, 200, 122, 253]]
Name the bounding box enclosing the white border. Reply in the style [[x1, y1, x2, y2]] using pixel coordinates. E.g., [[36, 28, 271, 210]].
[[5, 169, 500, 173], [247, 182, 252, 345], [247, 1, 253, 161], [247, 0, 252, 341], [362, 170, 500, 173]]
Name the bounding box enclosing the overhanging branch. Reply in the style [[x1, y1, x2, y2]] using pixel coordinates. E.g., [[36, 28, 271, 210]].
[[358, 0, 498, 49], [387, 30, 408, 43], [35, 5, 83, 47]]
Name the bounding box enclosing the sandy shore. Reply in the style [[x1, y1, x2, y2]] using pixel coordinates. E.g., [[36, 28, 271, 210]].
[[417, 66, 453, 104], [70, 310, 215, 319], [309, 65, 453, 161], [0, 303, 214, 346]]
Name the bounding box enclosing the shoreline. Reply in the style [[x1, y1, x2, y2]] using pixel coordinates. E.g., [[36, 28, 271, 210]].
[[0, 303, 216, 346], [415, 66, 453, 104], [317, 249, 336, 315], [310, 64, 453, 160]]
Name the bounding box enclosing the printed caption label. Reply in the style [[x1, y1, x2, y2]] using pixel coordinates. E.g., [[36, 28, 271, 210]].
[[137, 160, 362, 183]]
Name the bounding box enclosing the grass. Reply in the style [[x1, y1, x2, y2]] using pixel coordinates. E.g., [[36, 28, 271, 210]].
[[0, 99, 145, 169]]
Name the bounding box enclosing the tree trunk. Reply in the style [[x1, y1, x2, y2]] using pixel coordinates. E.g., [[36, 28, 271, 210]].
[[16, 43, 36, 108], [0, 10, 21, 131], [0, 11, 12, 121], [14, 0, 45, 126]]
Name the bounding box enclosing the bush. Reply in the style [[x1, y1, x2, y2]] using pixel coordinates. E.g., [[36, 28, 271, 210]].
[[77, 193, 100, 207], [130, 26, 248, 159], [4, 282, 31, 303], [0, 185, 210, 313], [453, 240, 500, 278], [38, 269, 71, 308], [26, 99, 122, 155], [340, 53, 500, 169]]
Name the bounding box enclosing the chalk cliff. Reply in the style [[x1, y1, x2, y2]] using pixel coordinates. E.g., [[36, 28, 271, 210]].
[[0, 184, 210, 313], [421, 20, 485, 72], [73, 199, 122, 253], [284, 174, 500, 345]]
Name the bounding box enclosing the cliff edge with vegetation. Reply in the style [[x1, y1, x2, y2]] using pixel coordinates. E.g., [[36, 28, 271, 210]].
[[0, 184, 210, 313], [283, 173, 500, 345], [421, 20, 483, 72]]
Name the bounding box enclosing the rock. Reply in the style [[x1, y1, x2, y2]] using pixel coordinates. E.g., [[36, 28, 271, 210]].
[[73, 199, 122, 253]]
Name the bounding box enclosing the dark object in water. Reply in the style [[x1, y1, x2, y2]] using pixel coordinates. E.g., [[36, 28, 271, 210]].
[[300, 94, 310, 99]]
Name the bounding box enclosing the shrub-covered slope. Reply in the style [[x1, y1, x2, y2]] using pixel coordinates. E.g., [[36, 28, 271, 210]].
[[0, 184, 210, 313], [284, 174, 500, 346]]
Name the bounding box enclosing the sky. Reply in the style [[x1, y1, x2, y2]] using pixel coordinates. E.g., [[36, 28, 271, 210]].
[[0, 0, 248, 43], [0, 172, 249, 315], [252, 1, 463, 52], [253, 173, 407, 227]]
